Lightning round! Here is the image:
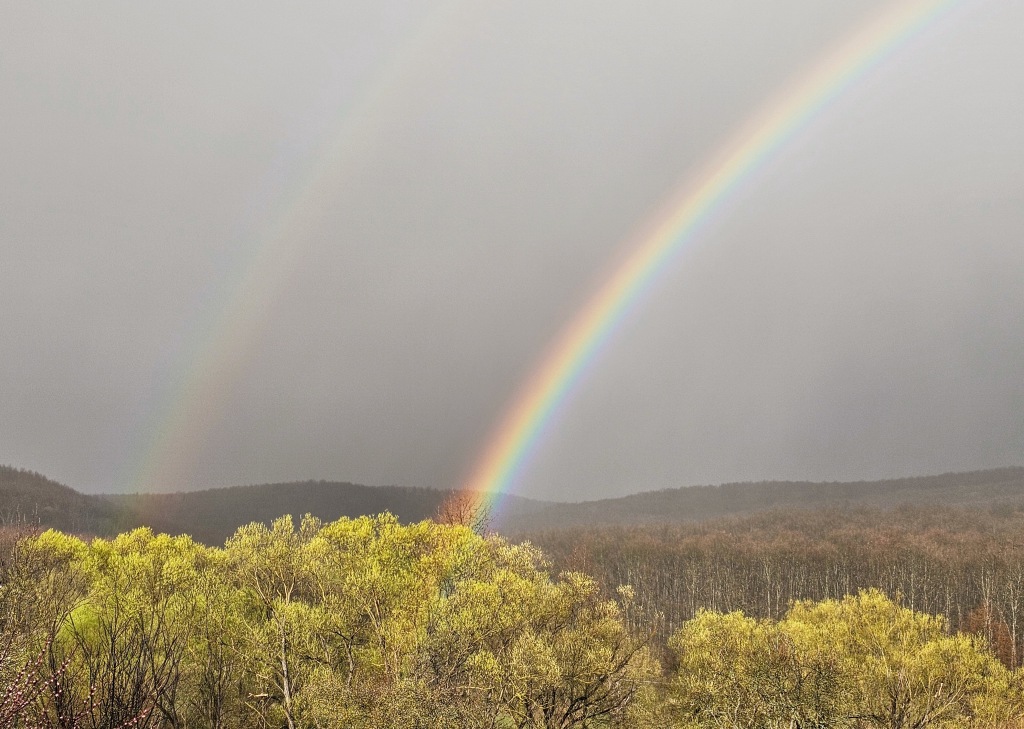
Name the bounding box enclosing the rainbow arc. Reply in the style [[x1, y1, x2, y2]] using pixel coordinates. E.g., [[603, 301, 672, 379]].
[[458, 0, 964, 513]]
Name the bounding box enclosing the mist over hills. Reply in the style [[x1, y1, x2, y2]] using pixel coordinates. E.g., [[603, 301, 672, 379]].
[[0, 466, 121, 535], [3, 464, 1024, 544], [0, 466, 549, 544], [102, 480, 551, 545], [499, 467, 1024, 531]]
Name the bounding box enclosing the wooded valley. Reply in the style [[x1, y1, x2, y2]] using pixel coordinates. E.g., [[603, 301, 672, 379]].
[[2, 508, 1024, 728], [4, 466, 1024, 727]]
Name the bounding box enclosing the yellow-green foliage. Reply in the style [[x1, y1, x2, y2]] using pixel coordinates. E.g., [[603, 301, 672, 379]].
[[1, 516, 654, 729], [668, 589, 1024, 729], [5, 518, 1024, 729]]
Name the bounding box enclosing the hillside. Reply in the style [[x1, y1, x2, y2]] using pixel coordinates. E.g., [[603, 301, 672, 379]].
[[104, 480, 548, 545], [500, 467, 1024, 530], [0, 467, 548, 543], [0, 465, 120, 534], [4, 465, 1024, 543]]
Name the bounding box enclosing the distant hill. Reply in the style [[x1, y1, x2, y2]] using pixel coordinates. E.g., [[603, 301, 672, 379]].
[[4, 464, 1024, 543], [0, 466, 550, 544], [0, 465, 120, 535], [501, 467, 1024, 531], [104, 480, 548, 545]]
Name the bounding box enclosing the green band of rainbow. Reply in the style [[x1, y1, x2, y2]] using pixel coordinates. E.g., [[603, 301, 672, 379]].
[[462, 0, 963, 511]]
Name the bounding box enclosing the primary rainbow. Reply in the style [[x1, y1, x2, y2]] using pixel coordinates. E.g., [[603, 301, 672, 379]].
[[460, 0, 965, 512]]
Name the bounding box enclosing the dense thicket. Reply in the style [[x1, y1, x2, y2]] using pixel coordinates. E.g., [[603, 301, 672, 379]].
[[528, 506, 1024, 667]]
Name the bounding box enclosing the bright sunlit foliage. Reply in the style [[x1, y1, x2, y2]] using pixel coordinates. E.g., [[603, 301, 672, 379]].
[[0, 517, 654, 728], [3, 517, 1023, 728]]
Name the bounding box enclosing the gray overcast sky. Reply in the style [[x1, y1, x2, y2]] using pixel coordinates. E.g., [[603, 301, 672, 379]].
[[2, 0, 1022, 499]]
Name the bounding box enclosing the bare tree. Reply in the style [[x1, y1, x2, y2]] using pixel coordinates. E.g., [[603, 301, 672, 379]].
[[435, 491, 491, 535]]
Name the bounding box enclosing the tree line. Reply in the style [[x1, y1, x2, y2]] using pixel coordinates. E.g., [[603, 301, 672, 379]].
[[4, 509, 1024, 727]]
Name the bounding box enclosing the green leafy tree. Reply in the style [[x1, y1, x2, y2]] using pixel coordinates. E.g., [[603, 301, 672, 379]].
[[788, 590, 1017, 729], [668, 590, 1022, 729], [668, 609, 845, 729]]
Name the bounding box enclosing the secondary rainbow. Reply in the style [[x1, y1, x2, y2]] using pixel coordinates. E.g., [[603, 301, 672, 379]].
[[459, 0, 965, 511], [122, 2, 476, 492]]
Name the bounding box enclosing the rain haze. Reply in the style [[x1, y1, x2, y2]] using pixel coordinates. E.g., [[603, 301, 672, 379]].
[[1, 0, 1022, 500]]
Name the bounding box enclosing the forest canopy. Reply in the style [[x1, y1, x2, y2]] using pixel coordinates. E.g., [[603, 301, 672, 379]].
[[2, 513, 1024, 728], [0, 515, 655, 728]]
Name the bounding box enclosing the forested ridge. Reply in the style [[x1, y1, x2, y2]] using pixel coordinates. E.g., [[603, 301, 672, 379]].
[[5, 464, 1024, 543], [0, 467, 120, 535], [103, 481, 545, 545], [0, 466, 550, 543], [506, 468, 1024, 530]]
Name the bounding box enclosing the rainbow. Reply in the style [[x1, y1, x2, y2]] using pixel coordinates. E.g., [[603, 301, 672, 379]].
[[459, 0, 966, 512]]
